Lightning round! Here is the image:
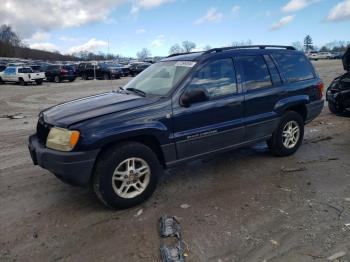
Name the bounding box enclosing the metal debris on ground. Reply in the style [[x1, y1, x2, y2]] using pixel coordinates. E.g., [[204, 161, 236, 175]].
[[160, 216, 181, 238], [180, 204, 190, 209], [281, 166, 307, 173], [327, 251, 346, 261], [134, 209, 143, 217], [160, 242, 185, 262], [159, 216, 189, 262], [0, 114, 25, 119]]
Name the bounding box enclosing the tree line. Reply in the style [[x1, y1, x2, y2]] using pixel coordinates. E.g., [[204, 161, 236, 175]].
[[1, 24, 349, 62]]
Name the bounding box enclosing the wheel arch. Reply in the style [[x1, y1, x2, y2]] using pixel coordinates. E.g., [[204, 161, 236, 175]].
[[275, 95, 309, 122]]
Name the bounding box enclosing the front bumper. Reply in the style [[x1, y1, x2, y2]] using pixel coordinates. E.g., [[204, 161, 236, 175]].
[[305, 100, 324, 124], [28, 135, 99, 187]]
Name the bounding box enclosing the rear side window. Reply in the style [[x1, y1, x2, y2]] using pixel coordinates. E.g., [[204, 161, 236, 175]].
[[187, 58, 238, 99], [237, 55, 272, 90], [18, 68, 33, 73], [273, 53, 314, 82], [47, 65, 60, 70]]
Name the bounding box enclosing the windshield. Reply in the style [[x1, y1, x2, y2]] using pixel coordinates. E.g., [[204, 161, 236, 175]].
[[123, 61, 195, 96]]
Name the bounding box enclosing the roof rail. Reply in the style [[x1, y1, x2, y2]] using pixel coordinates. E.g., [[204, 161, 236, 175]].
[[203, 45, 296, 54], [166, 51, 202, 58]]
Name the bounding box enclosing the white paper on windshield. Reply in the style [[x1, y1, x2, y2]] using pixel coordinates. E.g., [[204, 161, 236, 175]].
[[175, 61, 196, 67]]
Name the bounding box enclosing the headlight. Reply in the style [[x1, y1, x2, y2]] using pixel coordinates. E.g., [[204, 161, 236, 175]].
[[46, 127, 80, 151]]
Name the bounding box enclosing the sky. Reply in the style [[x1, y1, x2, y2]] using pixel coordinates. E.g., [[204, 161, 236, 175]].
[[0, 0, 349, 57]]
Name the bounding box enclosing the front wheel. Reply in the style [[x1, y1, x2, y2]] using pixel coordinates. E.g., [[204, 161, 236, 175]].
[[19, 78, 27, 86], [92, 142, 161, 209], [267, 111, 304, 157], [54, 76, 61, 83]]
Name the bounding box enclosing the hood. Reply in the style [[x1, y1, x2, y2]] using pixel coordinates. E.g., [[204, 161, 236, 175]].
[[343, 46, 350, 71], [42, 92, 158, 127]]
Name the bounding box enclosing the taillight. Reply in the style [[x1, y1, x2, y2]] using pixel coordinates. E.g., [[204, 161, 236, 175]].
[[60, 69, 68, 75], [317, 81, 324, 99]]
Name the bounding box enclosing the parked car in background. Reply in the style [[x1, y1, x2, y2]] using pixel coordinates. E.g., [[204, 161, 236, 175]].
[[28, 45, 324, 208], [308, 51, 337, 60], [29, 65, 44, 72], [79, 62, 121, 80], [326, 47, 350, 114], [0, 66, 45, 85], [129, 62, 151, 76], [45, 64, 76, 83]]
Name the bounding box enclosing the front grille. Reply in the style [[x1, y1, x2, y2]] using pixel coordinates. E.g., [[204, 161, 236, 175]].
[[36, 117, 51, 144]]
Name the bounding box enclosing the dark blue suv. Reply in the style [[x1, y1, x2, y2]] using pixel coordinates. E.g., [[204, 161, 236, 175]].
[[28, 45, 324, 208]]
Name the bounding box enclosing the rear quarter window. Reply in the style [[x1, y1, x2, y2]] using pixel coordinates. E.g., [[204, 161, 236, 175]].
[[273, 53, 315, 82]]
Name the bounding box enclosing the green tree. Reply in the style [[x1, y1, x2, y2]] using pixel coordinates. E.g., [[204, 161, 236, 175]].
[[303, 35, 313, 52]]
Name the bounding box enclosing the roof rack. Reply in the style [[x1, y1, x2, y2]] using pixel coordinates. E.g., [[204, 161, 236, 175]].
[[203, 45, 296, 54], [167, 51, 202, 58]]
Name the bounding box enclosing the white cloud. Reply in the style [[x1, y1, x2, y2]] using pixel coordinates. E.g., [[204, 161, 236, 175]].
[[29, 42, 59, 52], [131, 0, 174, 14], [151, 34, 165, 48], [195, 8, 223, 25], [69, 38, 108, 53], [232, 5, 240, 14], [270, 15, 295, 30], [326, 0, 350, 22], [25, 31, 50, 43], [136, 28, 147, 34], [58, 36, 80, 42], [282, 0, 318, 12], [0, 0, 124, 37]]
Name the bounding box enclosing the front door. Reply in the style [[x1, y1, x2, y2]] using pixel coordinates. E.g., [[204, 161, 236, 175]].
[[172, 58, 244, 160]]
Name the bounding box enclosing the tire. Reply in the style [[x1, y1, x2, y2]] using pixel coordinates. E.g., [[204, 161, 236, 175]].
[[92, 142, 161, 209], [328, 101, 344, 114], [54, 76, 61, 83], [35, 80, 43, 85], [19, 78, 27, 86], [69, 78, 75, 82], [103, 73, 110, 80], [0, 77, 3, 85], [267, 111, 304, 157], [81, 73, 88, 80]]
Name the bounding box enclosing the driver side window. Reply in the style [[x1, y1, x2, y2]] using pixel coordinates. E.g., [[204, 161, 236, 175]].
[[187, 58, 238, 99]]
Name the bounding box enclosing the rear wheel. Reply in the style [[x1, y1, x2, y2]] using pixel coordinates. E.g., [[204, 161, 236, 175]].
[[54, 76, 61, 83], [103, 73, 110, 80], [35, 79, 43, 85], [93, 142, 161, 209], [267, 111, 304, 157], [0, 77, 3, 85], [328, 101, 344, 114]]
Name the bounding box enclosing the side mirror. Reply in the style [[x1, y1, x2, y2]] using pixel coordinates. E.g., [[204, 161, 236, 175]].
[[181, 88, 209, 107]]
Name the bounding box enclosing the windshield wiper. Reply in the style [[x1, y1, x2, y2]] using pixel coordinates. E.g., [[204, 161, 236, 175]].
[[126, 87, 146, 97]]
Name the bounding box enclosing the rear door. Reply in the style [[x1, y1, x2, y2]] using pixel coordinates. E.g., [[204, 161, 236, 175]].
[[172, 58, 244, 160], [235, 54, 283, 141]]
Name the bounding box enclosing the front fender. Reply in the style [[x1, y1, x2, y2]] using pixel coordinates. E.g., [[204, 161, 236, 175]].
[[75, 120, 170, 151], [274, 95, 309, 115]]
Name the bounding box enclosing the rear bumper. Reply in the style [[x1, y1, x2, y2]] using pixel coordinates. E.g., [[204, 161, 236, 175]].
[[305, 100, 324, 123], [28, 135, 99, 187]]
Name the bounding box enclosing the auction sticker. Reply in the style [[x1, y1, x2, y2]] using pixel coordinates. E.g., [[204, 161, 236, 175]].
[[175, 61, 196, 67]]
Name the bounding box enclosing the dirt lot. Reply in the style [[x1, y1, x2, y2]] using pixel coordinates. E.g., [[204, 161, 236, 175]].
[[1, 60, 350, 262]]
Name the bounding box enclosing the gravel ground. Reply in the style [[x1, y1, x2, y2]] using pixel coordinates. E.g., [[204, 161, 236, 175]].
[[0, 60, 349, 262]]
